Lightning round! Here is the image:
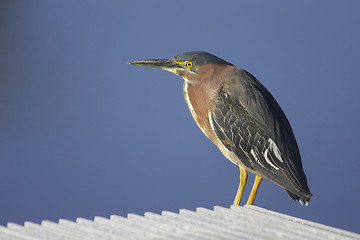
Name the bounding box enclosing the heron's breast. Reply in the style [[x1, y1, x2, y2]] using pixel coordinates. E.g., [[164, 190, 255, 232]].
[[183, 82, 220, 144], [183, 81, 244, 167]]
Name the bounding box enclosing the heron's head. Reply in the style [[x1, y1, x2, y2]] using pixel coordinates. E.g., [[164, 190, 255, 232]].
[[128, 51, 234, 85]]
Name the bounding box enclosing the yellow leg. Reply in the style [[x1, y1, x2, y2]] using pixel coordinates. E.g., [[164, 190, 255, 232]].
[[233, 166, 247, 205], [246, 175, 263, 205]]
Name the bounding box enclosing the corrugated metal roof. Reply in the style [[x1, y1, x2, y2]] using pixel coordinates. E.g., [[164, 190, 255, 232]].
[[0, 205, 359, 240]]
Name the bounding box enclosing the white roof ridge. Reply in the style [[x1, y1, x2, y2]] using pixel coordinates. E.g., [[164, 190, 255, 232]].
[[1, 205, 359, 240]]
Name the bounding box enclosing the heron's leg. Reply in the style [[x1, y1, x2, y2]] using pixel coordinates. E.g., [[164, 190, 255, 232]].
[[233, 166, 247, 205], [246, 175, 263, 205]]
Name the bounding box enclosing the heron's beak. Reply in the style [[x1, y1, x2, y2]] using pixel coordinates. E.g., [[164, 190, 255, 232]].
[[127, 59, 182, 73]]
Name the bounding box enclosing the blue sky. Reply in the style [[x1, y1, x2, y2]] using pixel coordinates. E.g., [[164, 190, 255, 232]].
[[0, 0, 359, 233]]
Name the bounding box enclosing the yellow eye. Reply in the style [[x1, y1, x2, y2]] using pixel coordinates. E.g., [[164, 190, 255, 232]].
[[186, 61, 193, 68]]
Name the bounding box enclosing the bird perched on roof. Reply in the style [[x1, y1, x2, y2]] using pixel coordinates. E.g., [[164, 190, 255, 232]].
[[128, 51, 312, 206]]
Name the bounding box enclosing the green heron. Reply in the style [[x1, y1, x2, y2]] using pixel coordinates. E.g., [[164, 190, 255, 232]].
[[128, 51, 312, 206]]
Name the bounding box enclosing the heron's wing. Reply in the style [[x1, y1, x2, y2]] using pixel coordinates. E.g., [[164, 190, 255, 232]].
[[211, 68, 311, 202]]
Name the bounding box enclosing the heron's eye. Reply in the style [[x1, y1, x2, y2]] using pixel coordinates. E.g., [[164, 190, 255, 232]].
[[186, 61, 193, 68]]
